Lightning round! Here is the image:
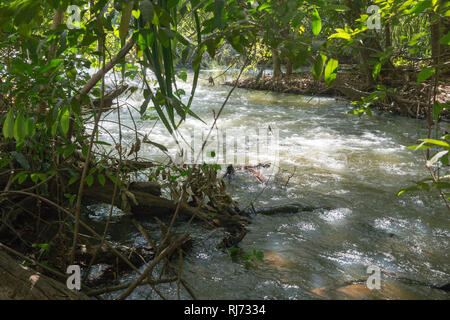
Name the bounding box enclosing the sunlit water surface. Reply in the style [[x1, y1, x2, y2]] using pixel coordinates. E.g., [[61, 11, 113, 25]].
[[87, 70, 449, 300]]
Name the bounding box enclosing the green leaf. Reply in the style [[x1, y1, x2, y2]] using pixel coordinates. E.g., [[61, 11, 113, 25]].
[[419, 139, 450, 148], [205, 37, 223, 59], [3, 109, 15, 139], [408, 0, 432, 14], [98, 174, 106, 186], [433, 102, 444, 121], [119, 1, 134, 41], [312, 53, 326, 80], [429, 150, 448, 165], [174, 30, 193, 46], [324, 58, 338, 85], [440, 31, 450, 45], [405, 142, 432, 150], [86, 175, 94, 187], [213, 0, 226, 30], [397, 186, 419, 196], [311, 9, 322, 36], [177, 71, 187, 82], [13, 111, 26, 142], [26, 117, 36, 138], [30, 173, 39, 183], [68, 174, 79, 185], [258, 3, 271, 11], [60, 107, 70, 135], [18, 172, 28, 184], [11, 152, 30, 170], [329, 31, 351, 40], [433, 181, 450, 189], [132, 9, 140, 19], [417, 67, 435, 84], [38, 243, 49, 250], [143, 139, 168, 152], [372, 62, 382, 80], [39, 59, 64, 74]]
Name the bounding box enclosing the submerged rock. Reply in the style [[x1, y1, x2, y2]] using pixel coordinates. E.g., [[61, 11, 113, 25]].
[[311, 280, 417, 300], [243, 203, 317, 216]]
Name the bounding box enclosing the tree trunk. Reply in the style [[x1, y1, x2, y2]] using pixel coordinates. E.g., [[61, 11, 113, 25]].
[[385, 22, 392, 48], [443, 17, 450, 75], [285, 60, 293, 76], [0, 250, 89, 300], [49, 8, 65, 60], [272, 48, 282, 78], [431, 16, 441, 69]]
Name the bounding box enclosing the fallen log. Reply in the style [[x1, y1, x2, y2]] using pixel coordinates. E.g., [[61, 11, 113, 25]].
[[242, 203, 317, 216], [80, 180, 212, 223], [0, 250, 89, 300]]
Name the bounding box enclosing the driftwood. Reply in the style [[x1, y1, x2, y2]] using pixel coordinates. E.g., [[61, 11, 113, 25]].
[[91, 84, 130, 110], [0, 250, 89, 300]]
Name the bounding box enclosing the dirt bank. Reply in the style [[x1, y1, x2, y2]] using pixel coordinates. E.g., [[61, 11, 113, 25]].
[[225, 71, 449, 119]]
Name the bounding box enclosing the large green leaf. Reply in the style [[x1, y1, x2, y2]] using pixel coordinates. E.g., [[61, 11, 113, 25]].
[[440, 31, 450, 45], [429, 150, 449, 165], [324, 58, 338, 85], [2, 109, 15, 139], [372, 62, 382, 80], [60, 106, 70, 135], [419, 138, 450, 147], [119, 1, 134, 41], [311, 9, 322, 36], [13, 111, 26, 142], [214, 0, 226, 30], [313, 53, 326, 80], [417, 67, 435, 84]]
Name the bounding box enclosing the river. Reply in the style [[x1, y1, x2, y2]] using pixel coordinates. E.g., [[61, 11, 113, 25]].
[[88, 70, 449, 299]]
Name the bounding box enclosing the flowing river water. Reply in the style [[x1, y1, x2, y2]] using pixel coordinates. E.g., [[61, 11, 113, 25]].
[[88, 70, 449, 299]]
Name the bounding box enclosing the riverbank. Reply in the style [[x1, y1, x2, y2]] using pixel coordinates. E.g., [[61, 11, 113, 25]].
[[225, 71, 449, 119]]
